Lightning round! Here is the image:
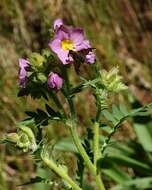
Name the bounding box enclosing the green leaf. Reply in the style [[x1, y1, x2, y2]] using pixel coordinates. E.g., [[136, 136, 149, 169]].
[[25, 111, 37, 118], [110, 142, 136, 156], [102, 110, 118, 125], [18, 176, 49, 186], [19, 118, 35, 126], [98, 155, 131, 183], [25, 109, 49, 126], [134, 123, 152, 152], [54, 138, 78, 153], [18, 81, 48, 100], [112, 104, 124, 120], [83, 182, 94, 190], [45, 104, 58, 117], [103, 165, 131, 183], [111, 177, 152, 190], [107, 154, 152, 174], [76, 154, 84, 187], [33, 167, 55, 190], [101, 103, 152, 152], [119, 104, 128, 116]]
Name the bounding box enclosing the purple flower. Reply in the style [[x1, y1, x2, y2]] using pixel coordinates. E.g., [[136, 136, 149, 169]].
[[85, 51, 96, 64], [18, 58, 30, 88], [53, 19, 63, 30], [48, 73, 63, 90], [49, 21, 95, 65]]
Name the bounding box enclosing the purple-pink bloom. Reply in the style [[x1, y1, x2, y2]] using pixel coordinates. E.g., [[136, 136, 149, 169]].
[[49, 21, 95, 65], [53, 19, 63, 30], [18, 58, 30, 88], [48, 73, 63, 90]]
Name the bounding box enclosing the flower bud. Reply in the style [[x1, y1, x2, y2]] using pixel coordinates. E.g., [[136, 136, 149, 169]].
[[48, 73, 63, 90], [17, 126, 37, 152], [37, 73, 47, 83], [6, 133, 19, 143], [29, 52, 45, 71], [18, 58, 30, 88], [100, 67, 127, 93]]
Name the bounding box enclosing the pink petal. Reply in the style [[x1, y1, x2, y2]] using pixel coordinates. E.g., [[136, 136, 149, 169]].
[[49, 38, 61, 53], [70, 28, 85, 45], [55, 26, 70, 40], [75, 40, 91, 51], [53, 19, 63, 30], [57, 50, 72, 65]]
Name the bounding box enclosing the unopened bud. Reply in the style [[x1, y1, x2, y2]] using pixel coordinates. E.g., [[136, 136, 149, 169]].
[[29, 52, 45, 71], [6, 133, 19, 143], [100, 67, 127, 93]]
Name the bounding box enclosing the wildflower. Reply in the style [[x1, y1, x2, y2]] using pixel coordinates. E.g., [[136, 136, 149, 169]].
[[48, 73, 63, 90], [18, 58, 30, 88], [49, 20, 95, 65]]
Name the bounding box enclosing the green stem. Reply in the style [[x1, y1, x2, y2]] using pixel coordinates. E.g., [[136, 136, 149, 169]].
[[48, 90, 66, 116], [63, 66, 105, 190], [69, 125, 96, 175], [93, 122, 100, 165], [96, 175, 106, 190], [67, 93, 106, 190], [42, 157, 82, 190], [69, 123, 105, 190], [93, 122, 106, 190]]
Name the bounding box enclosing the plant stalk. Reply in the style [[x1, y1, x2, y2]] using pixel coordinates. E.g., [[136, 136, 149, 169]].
[[93, 122, 101, 165], [42, 157, 82, 190], [69, 124, 96, 175], [69, 123, 105, 190], [63, 66, 106, 190], [93, 122, 105, 190]]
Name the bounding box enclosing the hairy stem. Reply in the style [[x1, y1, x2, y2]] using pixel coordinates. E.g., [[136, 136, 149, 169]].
[[48, 90, 66, 116], [69, 120, 105, 190], [69, 124, 96, 175], [93, 122, 105, 190], [63, 66, 106, 190], [42, 157, 82, 190], [93, 122, 100, 165]]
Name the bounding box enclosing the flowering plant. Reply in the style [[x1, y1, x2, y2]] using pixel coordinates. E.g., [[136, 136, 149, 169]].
[[4, 19, 152, 190]]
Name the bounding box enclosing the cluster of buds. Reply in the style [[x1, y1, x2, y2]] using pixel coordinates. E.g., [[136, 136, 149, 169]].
[[99, 67, 127, 93], [94, 67, 127, 110], [6, 126, 37, 152]]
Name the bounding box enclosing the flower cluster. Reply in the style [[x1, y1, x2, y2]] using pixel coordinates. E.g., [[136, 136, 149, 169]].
[[18, 19, 95, 92], [94, 67, 127, 110], [18, 57, 62, 91]]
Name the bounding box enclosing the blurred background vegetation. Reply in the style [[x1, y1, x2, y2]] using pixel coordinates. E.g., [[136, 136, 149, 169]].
[[0, 0, 152, 190]]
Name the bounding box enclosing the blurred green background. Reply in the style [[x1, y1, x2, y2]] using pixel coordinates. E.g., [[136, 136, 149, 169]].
[[0, 0, 152, 190]]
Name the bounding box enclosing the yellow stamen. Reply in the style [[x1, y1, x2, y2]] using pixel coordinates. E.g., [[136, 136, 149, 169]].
[[61, 39, 75, 51]]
